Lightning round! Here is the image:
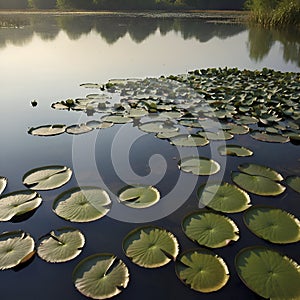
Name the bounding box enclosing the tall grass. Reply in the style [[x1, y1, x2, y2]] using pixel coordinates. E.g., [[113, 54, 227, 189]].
[[246, 0, 300, 28]]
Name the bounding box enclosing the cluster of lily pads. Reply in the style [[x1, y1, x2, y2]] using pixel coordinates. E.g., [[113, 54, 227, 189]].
[[4, 67, 300, 299]]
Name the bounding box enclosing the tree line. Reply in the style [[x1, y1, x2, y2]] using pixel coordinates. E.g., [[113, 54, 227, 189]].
[[0, 0, 246, 10]]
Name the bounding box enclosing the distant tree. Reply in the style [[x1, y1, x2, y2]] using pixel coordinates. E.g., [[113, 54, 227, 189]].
[[56, 0, 94, 9], [28, 0, 56, 9], [0, 0, 28, 9]]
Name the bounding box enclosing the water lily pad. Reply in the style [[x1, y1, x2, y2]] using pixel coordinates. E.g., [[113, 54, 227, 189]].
[[175, 249, 229, 293], [218, 145, 253, 157], [139, 120, 178, 134], [251, 131, 289, 143], [243, 206, 300, 244], [66, 124, 93, 135], [286, 175, 300, 193], [0, 177, 7, 195], [231, 172, 286, 196], [23, 165, 72, 190], [86, 120, 113, 129], [0, 230, 35, 270], [73, 253, 129, 299], [235, 246, 300, 299], [225, 123, 249, 135], [28, 124, 66, 136], [179, 157, 220, 176], [118, 185, 160, 209], [127, 108, 148, 118], [198, 131, 233, 141], [102, 115, 133, 124], [182, 211, 239, 248], [0, 190, 42, 221], [170, 134, 209, 147], [238, 163, 283, 181], [156, 131, 181, 139], [37, 227, 85, 263], [198, 182, 251, 213], [53, 187, 111, 223], [123, 226, 179, 268]]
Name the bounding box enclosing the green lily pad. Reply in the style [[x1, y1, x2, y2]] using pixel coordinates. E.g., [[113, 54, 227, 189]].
[[243, 206, 300, 244], [102, 115, 133, 124], [28, 124, 66, 136], [182, 211, 239, 248], [218, 145, 253, 157], [198, 182, 251, 213], [175, 249, 229, 293], [118, 185, 160, 209], [123, 226, 179, 268], [139, 120, 178, 134], [66, 124, 93, 135], [0, 190, 42, 221], [170, 134, 209, 147], [251, 131, 290, 143], [37, 227, 85, 263], [235, 246, 300, 299], [225, 123, 249, 135], [73, 253, 129, 299], [23, 165, 72, 190], [198, 131, 233, 141], [156, 131, 181, 139], [0, 177, 7, 195], [235, 116, 258, 125], [53, 187, 111, 223], [127, 108, 148, 118], [179, 157, 220, 176], [238, 163, 283, 181], [86, 120, 113, 129], [232, 172, 286, 196], [286, 175, 300, 193], [0, 230, 35, 270]]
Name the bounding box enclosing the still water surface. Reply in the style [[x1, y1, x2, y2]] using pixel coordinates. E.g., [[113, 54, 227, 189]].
[[0, 13, 299, 300]]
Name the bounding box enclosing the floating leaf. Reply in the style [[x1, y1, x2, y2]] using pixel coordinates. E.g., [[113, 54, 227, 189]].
[[238, 163, 283, 181], [175, 249, 229, 293], [86, 120, 113, 129], [0, 230, 35, 270], [179, 157, 220, 176], [66, 124, 93, 135], [182, 211, 239, 248], [243, 206, 300, 244], [118, 185, 160, 209], [198, 130, 233, 141], [286, 175, 300, 193], [123, 226, 179, 268], [156, 131, 181, 139], [0, 190, 42, 221], [28, 124, 66, 136], [251, 131, 289, 143], [23, 165, 72, 190], [139, 120, 178, 134], [102, 115, 132, 124], [0, 177, 7, 195], [127, 108, 148, 118], [218, 145, 253, 157], [37, 227, 85, 263], [198, 182, 251, 213], [73, 253, 129, 299], [225, 123, 249, 135], [235, 246, 300, 299], [53, 187, 111, 223], [170, 134, 209, 147], [232, 172, 286, 196]]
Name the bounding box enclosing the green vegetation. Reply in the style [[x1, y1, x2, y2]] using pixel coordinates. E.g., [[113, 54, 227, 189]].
[[246, 0, 300, 27]]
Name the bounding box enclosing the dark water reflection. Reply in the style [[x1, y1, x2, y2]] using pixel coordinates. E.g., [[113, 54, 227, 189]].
[[0, 12, 299, 300]]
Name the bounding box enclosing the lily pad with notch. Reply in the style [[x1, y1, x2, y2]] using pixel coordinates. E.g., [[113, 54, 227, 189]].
[[37, 227, 85, 263], [179, 157, 220, 176], [0, 230, 35, 270], [28, 124, 66, 136], [238, 163, 284, 181], [53, 187, 111, 223], [101, 115, 133, 124], [182, 210, 239, 248], [170, 134, 209, 147], [218, 145, 253, 157], [175, 248, 229, 293], [250, 131, 290, 143], [139, 120, 179, 134], [66, 124, 93, 135], [73, 253, 129, 299], [243, 206, 300, 244], [118, 185, 160, 209], [0, 176, 7, 195], [198, 182, 251, 213], [23, 165, 72, 190], [286, 175, 300, 194], [123, 226, 179, 268], [235, 246, 300, 299]]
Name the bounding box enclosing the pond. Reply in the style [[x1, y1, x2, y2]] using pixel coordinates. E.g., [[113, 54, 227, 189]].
[[0, 12, 299, 300]]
